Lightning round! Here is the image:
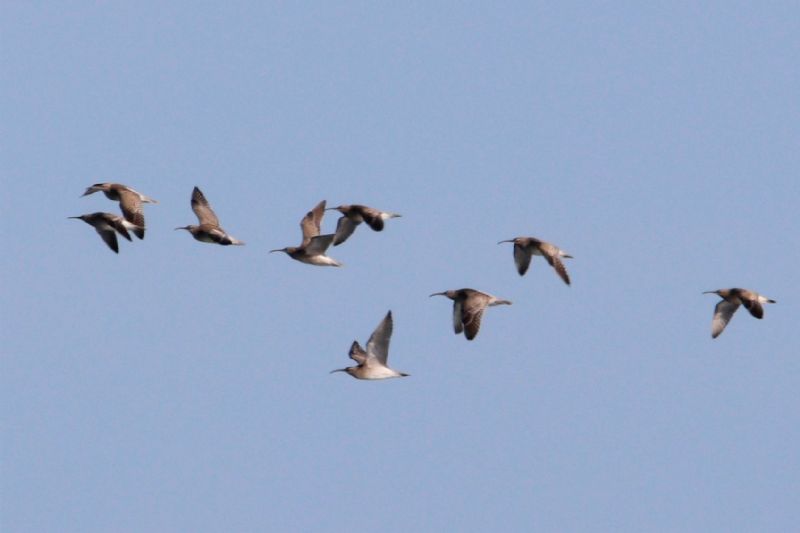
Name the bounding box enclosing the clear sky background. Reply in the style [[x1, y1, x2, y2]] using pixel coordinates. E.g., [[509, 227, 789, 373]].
[[2, 2, 799, 532]]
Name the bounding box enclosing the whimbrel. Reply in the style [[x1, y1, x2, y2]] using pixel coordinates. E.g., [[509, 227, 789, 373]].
[[270, 200, 341, 266], [175, 186, 245, 245], [69, 212, 139, 253], [703, 288, 776, 338], [325, 204, 402, 246], [330, 311, 409, 379], [429, 289, 512, 340], [82, 183, 157, 239], [498, 237, 573, 285]]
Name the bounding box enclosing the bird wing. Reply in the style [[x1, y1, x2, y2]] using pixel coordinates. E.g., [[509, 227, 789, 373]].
[[306, 234, 334, 255], [95, 226, 120, 253], [462, 301, 485, 341], [452, 300, 464, 334], [542, 248, 570, 285], [333, 216, 358, 246], [118, 190, 145, 239], [106, 214, 132, 241], [348, 341, 368, 364], [191, 187, 220, 227], [300, 200, 326, 244], [741, 297, 765, 319], [513, 242, 533, 276], [366, 311, 393, 365], [359, 206, 385, 231], [712, 300, 740, 338]]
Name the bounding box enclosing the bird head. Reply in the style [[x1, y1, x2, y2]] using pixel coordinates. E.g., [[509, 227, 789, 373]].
[[81, 184, 106, 196], [429, 290, 455, 300]]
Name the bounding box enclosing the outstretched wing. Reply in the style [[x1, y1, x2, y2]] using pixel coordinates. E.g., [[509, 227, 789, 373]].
[[544, 253, 570, 285], [348, 341, 368, 364], [95, 226, 120, 253], [462, 303, 485, 341], [513, 242, 533, 276], [301, 200, 326, 244], [452, 300, 464, 334], [306, 234, 334, 255], [366, 311, 393, 365], [712, 300, 740, 338], [106, 214, 132, 241], [741, 298, 764, 319], [118, 190, 145, 239], [333, 216, 358, 246], [191, 187, 220, 227], [359, 206, 385, 231]]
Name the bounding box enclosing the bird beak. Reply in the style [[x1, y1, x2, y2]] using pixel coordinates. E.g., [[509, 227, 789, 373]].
[[497, 239, 514, 244], [330, 368, 347, 374], [68, 216, 81, 219], [429, 292, 445, 297], [702, 291, 716, 295], [269, 249, 284, 254], [174, 226, 186, 231]]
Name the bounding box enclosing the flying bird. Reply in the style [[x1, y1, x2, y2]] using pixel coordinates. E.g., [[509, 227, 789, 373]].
[[69, 212, 139, 253], [330, 311, 408, 379], [175, 186, 245, 245], [703, 288, 776, 338], [270, 200, 341, 266], [82, 183, 157, 239], [498, 236, 573, 285], [325, 204, 401, 245], [429, 288, 512, 340]]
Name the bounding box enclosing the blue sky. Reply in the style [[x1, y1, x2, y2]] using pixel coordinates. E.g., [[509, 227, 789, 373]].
[[2, 2, 799, 531]]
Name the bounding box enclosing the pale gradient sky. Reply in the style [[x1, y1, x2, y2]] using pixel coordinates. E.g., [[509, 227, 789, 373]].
[[2, 2, 799, 532]]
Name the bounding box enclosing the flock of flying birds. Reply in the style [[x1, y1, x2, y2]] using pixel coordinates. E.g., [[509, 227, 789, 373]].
[[71, 182, 777, 379]]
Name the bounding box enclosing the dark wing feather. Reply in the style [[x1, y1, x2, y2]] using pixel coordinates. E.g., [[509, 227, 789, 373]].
[[191, 187, 220, 227], [95, 227, 119, 253], [544, 253, 571, 285], [452, 300, 464, 334], [107, 214, 132, 241], [348, 341, 368, 364], [741, 298, 764, 319], [359, 207, 385, 231], [462, 306, 484, 340], [513, 243, 532, 276]]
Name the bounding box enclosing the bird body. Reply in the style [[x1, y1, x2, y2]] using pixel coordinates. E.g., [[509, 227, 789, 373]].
[[82, 183, 157, 239], [326, 204, 401, 245], [430, 288, 512, 340], [69, 212, 139, 253], [498, 236, 573, 285], [176, 187, 244, 245], [271, 200, 341, 266], [331, 311, 408, 379], [703, 288, 776, 338]]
